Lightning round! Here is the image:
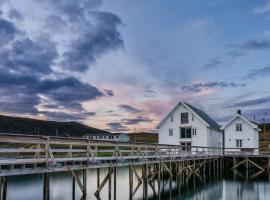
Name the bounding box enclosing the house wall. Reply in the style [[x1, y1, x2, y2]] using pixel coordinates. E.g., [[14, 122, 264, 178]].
[[208, 128, 222, 147], [224, 117, 258, 151], [158, 103, 209, 147]]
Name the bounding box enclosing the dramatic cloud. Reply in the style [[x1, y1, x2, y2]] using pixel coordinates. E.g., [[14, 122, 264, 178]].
[[0, 0, 123, 121], [0, 37, 58, 75], [243, 66, 270, 79], [204, 57, 222, 68], [59, 10, 123, 71], [181, 81, 246, 93], [118, 105, 142, 113], [228, 96, 270, 108]]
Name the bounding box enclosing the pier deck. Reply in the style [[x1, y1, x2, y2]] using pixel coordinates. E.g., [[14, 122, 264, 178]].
[[0, 134, 270, 200]]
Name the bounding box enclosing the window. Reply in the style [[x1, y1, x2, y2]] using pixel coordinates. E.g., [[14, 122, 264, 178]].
[[236, 123, 242, 131], [192, 128, 197, 136], [218, 142, 222, 148], [180, 142, 191, 151], [180, 128, 191, 138], [192, 113, 194, 121], [170, 115, 173, 122], [181, 112, 189, 124], [236, 139, 242, 147], [169, 129, 173, 136]]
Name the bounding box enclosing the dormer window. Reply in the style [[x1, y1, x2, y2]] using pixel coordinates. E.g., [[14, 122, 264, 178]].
[[236, 123, 242, 131], [181, 112, 189, 124]]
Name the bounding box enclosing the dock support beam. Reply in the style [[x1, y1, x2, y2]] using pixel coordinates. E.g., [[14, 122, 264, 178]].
[[114, 167, 117, 200], [69, 169, 87, 200], [0, 177, 7, 200], [129, 165, 133, 200], [43, 173, 50, 200]]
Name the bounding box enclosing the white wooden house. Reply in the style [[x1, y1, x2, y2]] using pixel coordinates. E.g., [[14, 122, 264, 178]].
[[221, 110, 260, 154], [157, 101, 222, 151]]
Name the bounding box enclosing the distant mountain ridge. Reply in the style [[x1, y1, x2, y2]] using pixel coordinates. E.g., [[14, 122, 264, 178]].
[[0, 115, 109, 137]]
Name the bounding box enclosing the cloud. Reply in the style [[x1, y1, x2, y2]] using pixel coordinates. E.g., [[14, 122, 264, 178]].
[[103, 89, 114, 96], [122, 116, 153, 125], [227, 96, 270, 108], [0, 17, 18, 46], [0, 0, 124, 121], [143, 89, 156, 97], [254, 1, 270, 14], [204, 57, 222, 68], [0, 69, 104, 119], [0, 36, 58, 75], [232, 39, 270, 50], [227, 50, 245, 58], [243, 66, 270, 79], [106, 122, 129, 132], [8, 9, 23, 20], [56, 4, 124, 71], [181, 81, 246, 93], [118, 104, 142, 113]]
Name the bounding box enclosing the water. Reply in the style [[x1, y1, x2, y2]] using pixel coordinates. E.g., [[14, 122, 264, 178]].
[[5, 166, 270, 200]]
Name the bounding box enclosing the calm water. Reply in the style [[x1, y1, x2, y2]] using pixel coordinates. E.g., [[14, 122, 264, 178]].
[[5, 166, 270, 200]]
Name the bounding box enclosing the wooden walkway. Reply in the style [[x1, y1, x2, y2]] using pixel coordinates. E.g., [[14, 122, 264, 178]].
[[0, 133, 270, 200]]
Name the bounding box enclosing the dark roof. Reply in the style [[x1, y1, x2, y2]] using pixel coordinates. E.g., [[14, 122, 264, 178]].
[[185, 102, 221, 131]]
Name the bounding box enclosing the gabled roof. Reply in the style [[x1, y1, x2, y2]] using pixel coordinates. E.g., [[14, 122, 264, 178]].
[[185, 102, 221, 131], [220, 114, 259, 130], [157, 101, 221, 131]]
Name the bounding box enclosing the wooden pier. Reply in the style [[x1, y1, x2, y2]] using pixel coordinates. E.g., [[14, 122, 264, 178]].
[[0, 134, 269, 200]]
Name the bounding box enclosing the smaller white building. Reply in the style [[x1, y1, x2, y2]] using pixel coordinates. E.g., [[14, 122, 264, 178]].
[[221, 110, 260, 154], [84, 133, 129, 142]]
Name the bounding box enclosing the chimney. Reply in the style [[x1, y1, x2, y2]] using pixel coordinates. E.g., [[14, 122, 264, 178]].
[[237, 110, 241, 115]]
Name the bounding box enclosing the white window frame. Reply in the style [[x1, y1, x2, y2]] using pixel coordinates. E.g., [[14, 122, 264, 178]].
[[169, 129, 173, 136], [192, 128, 197, 136], [236, 123, 242, 132], [236, 139, 242, 147]]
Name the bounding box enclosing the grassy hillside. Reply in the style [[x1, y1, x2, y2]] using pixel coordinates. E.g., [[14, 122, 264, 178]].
[[128, 132, 158, 144], [0, 115, 109, 137]]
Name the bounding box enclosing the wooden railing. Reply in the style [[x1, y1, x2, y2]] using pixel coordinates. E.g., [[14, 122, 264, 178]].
[[0, 133, 268, 171]]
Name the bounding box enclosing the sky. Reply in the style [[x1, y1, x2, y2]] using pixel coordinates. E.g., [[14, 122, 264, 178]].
[[0, 0, 270, 132]]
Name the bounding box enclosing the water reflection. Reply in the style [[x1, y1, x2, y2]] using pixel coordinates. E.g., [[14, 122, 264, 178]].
[[5, 166, 270, 200]]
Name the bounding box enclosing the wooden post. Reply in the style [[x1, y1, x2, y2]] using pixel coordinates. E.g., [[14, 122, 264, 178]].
[[82, 169, 87, 199], [97, 168, 100, 188], [143, 164, 148, 200], [129, 165, 133, 200], [43, 173, 50, 200], [158, 162, 161, 200], [114, 167, 117, 200], [0, 177, 7, 200], [169, 161, 172, 199], [72, 176, 75, 200], [109, 168, 112, 200]]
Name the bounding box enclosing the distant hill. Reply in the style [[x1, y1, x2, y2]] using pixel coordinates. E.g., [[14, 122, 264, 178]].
[[0, 115, 109, 137], [128, 132, 158, 144]]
